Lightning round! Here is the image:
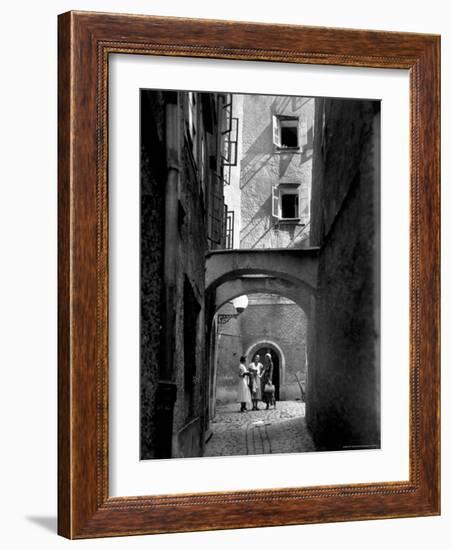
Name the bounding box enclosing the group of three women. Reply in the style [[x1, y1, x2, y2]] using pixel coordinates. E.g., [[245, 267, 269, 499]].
[[237, 353, 275, 412]]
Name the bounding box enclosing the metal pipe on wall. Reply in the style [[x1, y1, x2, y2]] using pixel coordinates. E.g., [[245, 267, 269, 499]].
[[155, 92, 180, 458]]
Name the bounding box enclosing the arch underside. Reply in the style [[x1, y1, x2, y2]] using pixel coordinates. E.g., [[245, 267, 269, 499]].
[[214, 276, 311, 316], [205, 248, 319, 293]]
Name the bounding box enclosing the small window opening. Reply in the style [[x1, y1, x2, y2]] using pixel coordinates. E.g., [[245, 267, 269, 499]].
[[281, 193, 299, 219], [280, 119, 299, 148]]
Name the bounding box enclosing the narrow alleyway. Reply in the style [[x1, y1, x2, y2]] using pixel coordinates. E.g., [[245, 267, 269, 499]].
[[204, 401, 315, 457]]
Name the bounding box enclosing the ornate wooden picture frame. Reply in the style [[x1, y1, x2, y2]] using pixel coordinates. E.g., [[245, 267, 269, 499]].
[[58, 11, 440, 539]]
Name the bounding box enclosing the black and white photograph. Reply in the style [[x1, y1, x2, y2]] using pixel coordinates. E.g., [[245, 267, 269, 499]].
[[140, 89, 381, 460]]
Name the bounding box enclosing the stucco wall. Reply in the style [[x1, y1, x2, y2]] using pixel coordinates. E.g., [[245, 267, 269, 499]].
[[214, 312, 244, 404], [223, 94, 244, 249], [307, 98, 381, 451], [239, 94, 314, 249]]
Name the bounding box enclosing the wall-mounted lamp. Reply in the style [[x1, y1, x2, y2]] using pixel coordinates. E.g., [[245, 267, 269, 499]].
[[217, 294, 248, 326], [231, 294, 248, 314]]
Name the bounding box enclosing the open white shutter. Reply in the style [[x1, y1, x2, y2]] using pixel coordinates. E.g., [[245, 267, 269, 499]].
[[299, 119, 308, 149], [298, 186, 310, 224], [299, 199, 309, 223], [272, 115, 280, 147], [294, 193, 299, 218], [272, 183, 280, 218]]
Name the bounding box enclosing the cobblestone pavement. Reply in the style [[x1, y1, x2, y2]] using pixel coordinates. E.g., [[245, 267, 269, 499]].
[[204, 401, 316, 457]]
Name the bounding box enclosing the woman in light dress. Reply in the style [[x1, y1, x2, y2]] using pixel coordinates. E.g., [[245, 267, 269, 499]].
[[248, 354, 263, 410], [237, 355, 251, 412]]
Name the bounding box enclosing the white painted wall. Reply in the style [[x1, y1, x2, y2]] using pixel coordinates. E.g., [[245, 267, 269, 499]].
[[0, 0, 450, 548], [223, 94, 243, 248]]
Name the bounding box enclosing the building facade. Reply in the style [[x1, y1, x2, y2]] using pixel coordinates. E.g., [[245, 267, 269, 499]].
[[140, 89, 232, 459]]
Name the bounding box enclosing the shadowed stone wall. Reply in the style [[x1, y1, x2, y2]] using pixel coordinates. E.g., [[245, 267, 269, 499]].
[[140, 91, 225, 459], [170, 116, 209, 458], [307, 98, 381, 451], [140, 91, 166, 459]]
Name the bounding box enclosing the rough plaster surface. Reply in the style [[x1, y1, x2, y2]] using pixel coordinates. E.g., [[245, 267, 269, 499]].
[[171, 132, 209, 457], [239, 94, 314, 248], [141, 92, 216, 459], [307, 98, 381, 451], [140, 92, 166, 459]]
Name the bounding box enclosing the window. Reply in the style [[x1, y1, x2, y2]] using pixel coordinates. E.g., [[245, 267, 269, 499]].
[[272, 115, 308, 151], [223, 207, 235, 249], [280, 118, 298, 147], [281, 193, 299, 219], [272, 183, 303, 221], [273, 115, 298, 149]]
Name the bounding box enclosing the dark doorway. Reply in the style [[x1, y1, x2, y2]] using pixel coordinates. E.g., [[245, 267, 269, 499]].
[[255, 347, 280, 401]]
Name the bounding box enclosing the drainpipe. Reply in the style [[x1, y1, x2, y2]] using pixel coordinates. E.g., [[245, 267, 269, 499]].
[[155, 92, 179, 458]]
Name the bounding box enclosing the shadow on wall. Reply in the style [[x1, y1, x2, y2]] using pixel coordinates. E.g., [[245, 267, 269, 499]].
[[271, 96, 311, 114], [240, 123, 272, 169], [241, 153, 272, 189], [278, 150, 310, 178], [239, 118, 273, 190], [240, 116, 314, 189], [240, 194, 272, 240]]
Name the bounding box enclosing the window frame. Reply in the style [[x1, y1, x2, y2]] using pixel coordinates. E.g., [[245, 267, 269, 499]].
[[272, 114, 301, 151], [280, 189, 300, 220], [272, 182, 303, 223]]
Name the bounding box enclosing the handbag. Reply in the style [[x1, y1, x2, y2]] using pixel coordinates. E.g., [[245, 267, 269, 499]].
[[264, 382, 275, 393]]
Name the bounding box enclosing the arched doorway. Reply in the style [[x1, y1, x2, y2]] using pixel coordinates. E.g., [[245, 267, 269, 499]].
[[245, 340, 286, 402], [254, 346, 280, 401]]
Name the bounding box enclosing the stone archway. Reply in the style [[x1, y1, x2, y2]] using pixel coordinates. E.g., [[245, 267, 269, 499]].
[[205, 248, 319, 293], [205, 249, 317, 414]]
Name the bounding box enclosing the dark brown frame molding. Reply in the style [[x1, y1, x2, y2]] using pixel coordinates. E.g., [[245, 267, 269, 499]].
[[58, 10, 440, 539]]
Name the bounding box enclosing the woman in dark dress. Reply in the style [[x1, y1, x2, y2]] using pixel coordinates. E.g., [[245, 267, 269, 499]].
[[261, 353, 275, 409]]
